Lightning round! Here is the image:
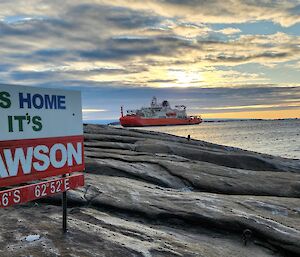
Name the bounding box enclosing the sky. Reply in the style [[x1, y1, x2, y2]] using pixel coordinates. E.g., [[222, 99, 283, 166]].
[[0, 0, 299, 120]]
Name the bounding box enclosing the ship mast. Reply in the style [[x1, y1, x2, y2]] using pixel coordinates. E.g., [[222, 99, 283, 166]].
[[151, 97, 158, 108]]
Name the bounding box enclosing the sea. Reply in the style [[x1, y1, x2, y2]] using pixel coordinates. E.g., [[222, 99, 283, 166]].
[[137, 119, 300, 159], [86, 119, 300, 159]]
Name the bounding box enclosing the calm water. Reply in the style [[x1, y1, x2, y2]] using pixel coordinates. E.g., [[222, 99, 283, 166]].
[[137, 120, 300, 159]]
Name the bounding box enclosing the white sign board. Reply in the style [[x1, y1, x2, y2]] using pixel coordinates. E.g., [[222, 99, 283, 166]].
[[0, 84, 84, 187], [0, 84, 82, 140]]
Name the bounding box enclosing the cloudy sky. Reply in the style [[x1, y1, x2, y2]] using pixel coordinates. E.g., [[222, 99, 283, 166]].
[[1, 0, 299, 120]]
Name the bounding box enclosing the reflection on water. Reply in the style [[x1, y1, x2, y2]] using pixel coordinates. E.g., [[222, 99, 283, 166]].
[[137, 120, 300, 159]]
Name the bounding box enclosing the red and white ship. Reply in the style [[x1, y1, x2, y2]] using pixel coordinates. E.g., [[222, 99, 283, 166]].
[[120, 97, 202, 127]]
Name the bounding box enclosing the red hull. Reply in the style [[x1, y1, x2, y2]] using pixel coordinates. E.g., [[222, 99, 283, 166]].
[[120, 116, 202, 127]]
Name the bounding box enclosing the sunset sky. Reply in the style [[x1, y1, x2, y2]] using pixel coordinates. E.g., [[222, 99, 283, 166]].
[[0, 0, 299, 120]]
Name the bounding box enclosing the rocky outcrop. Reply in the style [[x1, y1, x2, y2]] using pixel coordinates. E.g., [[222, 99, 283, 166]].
[[1, 124, 300, 257]]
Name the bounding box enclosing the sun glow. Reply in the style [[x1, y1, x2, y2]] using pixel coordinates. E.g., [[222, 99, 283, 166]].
[[168, 70, 203, 87]]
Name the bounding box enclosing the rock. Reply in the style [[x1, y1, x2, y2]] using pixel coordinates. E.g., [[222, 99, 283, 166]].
[[74, 175, 300, 255], [1, 124, 299, 257], [0, 205, 285, 257]]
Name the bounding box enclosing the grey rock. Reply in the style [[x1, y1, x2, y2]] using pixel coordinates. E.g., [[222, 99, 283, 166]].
[[1, 124, 299, 257]]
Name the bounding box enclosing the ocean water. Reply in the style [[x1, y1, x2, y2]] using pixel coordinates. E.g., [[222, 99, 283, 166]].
[[136, 119, 300, 159]]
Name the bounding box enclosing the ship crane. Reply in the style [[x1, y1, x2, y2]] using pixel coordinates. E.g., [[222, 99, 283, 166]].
[[175, 105, 186, 110]]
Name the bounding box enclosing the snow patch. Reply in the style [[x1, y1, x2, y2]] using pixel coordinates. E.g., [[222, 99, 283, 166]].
[[25, 234, 40, 242]]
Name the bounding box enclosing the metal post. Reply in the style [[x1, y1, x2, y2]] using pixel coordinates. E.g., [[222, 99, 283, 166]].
[[62, 174, 67, 233]]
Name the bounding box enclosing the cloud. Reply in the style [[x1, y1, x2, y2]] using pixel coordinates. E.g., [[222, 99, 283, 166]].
[[0, 0, 299, 120], [82, 108, 107, 112], [217, 27, 241, 35], [100, 0, 300, 27]]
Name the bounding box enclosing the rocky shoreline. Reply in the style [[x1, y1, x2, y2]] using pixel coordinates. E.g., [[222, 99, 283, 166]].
[[1, 124, 300, 257]]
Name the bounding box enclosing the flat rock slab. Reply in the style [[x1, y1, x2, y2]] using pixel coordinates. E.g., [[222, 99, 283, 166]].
[[1, 124, 299, 256], [0, 205, 286, 257], [76, 174, 300, 255]]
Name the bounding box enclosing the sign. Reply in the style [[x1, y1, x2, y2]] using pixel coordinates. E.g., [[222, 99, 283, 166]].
[[0, 84, 84, 187], [0, 174, 84, 208]]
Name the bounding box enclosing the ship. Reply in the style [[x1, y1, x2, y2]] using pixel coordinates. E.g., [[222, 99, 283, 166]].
[[119, 97, 202, 127]]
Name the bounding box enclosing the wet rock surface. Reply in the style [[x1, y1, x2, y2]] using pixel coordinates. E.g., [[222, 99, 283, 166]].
[[1, 124, 300, 257]]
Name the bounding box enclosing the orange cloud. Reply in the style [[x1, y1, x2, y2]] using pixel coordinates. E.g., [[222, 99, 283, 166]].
[[202, 109, 300, 120]]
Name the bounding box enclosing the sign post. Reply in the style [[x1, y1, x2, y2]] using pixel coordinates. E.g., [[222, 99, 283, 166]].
[[62, 174, 67, 233], [0, 84, 85, 232]]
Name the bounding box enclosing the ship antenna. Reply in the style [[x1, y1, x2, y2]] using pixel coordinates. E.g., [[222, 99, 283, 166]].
[[121, 106, 124, 117]]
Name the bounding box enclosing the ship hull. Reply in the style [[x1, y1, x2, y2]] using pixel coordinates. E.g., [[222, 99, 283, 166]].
[[120, 116, 202, 127]]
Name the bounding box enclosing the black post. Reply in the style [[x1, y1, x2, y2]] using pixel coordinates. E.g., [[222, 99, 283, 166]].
[[62, 174, 67, 233]]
